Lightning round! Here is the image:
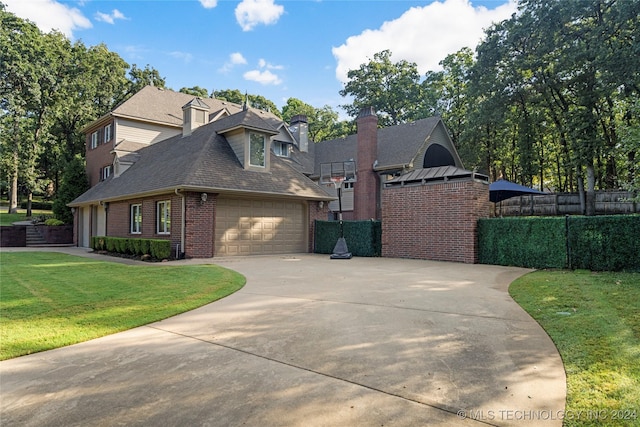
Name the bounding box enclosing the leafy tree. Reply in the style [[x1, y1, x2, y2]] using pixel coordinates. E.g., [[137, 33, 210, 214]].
[[339, 50, 427, 126], [281, 98, 348, 142], [180, 86, 210, 97], [53, 155, 88, 224], [212, 89, 281, 117]]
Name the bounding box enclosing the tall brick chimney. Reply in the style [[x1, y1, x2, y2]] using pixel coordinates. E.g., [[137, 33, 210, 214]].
[[354, 106, 379, 220]]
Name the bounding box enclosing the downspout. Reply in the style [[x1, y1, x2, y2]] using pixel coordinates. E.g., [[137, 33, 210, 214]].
[[175, 188, 185, 258]]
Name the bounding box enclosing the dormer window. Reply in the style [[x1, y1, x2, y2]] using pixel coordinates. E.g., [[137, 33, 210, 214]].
[[249, 132, 265, 167], [273, 141, 289, 157]]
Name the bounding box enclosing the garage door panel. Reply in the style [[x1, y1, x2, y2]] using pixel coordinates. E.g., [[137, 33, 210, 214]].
[[215, 198, 306, 256]]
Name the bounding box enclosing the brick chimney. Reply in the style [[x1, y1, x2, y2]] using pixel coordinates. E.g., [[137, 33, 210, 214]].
[[354, 106, 379, 220]]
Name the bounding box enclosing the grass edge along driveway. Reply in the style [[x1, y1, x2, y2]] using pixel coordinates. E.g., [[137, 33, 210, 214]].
[[0, 252, 245, 360], [510, 270, 639, 427]]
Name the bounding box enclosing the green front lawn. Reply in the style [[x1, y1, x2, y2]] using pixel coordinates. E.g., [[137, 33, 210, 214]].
[[0, 209, 52, 226], [510, 270, 640, 427], [0, 252, 245, 360]]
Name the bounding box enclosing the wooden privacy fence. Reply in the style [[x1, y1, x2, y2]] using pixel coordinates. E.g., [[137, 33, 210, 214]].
[[496, 191, 639, 216]]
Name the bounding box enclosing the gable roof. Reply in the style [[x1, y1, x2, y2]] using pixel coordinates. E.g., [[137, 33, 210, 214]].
[[81, 86, 281, 131], [70, 118, 333, 206], [313, 116, 442, 177]]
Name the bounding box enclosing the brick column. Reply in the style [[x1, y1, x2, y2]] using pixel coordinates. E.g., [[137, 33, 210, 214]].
[[354, 107, 379, 220]]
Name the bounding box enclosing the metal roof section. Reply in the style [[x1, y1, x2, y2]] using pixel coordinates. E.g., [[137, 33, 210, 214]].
[[385, 166, 488, 187]]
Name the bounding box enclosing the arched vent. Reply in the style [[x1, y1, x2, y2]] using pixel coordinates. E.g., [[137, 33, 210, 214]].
[[423, 143, 456, 168]]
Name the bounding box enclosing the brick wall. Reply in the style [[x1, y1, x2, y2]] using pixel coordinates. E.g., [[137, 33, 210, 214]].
[[381, 179, 491, 263], [185, 192, 215, 258], [106, 193, 180, 253]]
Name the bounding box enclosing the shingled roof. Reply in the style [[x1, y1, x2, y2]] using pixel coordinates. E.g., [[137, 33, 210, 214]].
[[313, 116, 441, 177], [70, 117, 332, 206], [82, 86, 281, 131]]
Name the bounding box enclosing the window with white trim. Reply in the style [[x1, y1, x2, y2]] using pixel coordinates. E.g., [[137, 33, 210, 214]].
[[130, 204, 142, 234], [90, 131, 99, 149], [101, 165, 112, 181], [156, 200, 171, 234], [273, 141, 289, 157], [103, 124, 112, 143], [249, 132, 265, 167]]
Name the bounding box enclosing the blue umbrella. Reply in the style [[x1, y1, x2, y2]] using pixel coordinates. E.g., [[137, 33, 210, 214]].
[[489, 179, 545, 203]]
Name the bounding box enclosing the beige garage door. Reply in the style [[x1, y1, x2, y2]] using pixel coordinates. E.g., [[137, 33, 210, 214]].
[[215, 198, 307, 256]]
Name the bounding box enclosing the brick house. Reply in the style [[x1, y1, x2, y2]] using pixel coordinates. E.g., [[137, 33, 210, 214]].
[[71, 86, 489, 261]]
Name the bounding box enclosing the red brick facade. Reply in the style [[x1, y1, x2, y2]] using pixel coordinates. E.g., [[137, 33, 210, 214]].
[[381, 180, 491, 263], [354, 108, 379, 220]]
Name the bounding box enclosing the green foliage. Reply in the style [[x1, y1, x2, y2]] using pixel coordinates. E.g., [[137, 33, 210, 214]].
[[478, 217, 567, 268], [53, 155, 89, 224], [150, 239, 171, 260], [314, 220, 381, 257], [19, 201, 53, 210], [340, 50, 429, 126], [568, 215, 640, 272], [91, 236, 170, 260], [43, 218, 64, 226], [478, 216, 640, 271]]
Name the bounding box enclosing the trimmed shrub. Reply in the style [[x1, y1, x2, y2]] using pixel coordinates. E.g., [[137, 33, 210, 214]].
[[150, 239, 171, 259], [478, 217, 566, 269], [139, 239, 150, 256], [568, 215, 640, 271], [44, 218, 65, 226], [20, 201, 53, 210], [90, 236, 171, 260], [478, 215, 640, 271]]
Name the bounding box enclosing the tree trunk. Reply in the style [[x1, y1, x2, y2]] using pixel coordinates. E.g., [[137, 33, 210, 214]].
[[9, 151, 19, 214], [26, 192, 33, 218], [578, 174, 585, 215], [585, 162, 596, 216]]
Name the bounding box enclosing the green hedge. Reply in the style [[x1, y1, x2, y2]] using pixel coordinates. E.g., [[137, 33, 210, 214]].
[[20, 201, 53, 210], [314, 220, 381, 257], [478, 217, 566, 269], [91, 236, 171, 260], [478, 215, 640, 271], [567, 216, 640, 271]]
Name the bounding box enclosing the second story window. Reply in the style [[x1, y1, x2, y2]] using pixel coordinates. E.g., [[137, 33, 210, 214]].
[[101, 165, 112, 181], [90, 131, 99, 149], [249, 133, 265, 167], [103, 124, 112, 143], [273, 141, 289, 157]]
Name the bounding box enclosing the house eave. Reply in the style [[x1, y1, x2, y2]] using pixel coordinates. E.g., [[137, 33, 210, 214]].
[[68, 185, 335, 207]]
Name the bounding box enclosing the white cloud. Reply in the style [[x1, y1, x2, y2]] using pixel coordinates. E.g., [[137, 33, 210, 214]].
[[258, 58, 284, 70], [230, 52, 248, 65], [199, 0, 218, 9], [168, 51, 193, 63], [243, 69, 282, 85], [332, 0, 517, 83], [3, 0, 92, 38], [219, 52, 248, 73], [95, 9, 128, 25], [235, 0, 284, 32]]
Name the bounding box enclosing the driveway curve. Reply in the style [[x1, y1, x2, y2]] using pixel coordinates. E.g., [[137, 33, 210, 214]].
[[1, 251, 566, 426]]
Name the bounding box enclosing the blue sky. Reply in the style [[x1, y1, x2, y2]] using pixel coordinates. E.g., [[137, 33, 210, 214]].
[[5, 0, 516, 116]]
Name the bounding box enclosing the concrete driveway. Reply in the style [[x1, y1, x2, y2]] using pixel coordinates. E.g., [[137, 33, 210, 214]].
[[0, 251, 566, 426]]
